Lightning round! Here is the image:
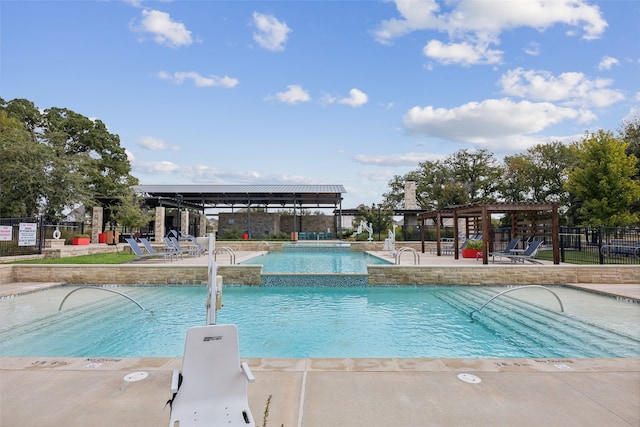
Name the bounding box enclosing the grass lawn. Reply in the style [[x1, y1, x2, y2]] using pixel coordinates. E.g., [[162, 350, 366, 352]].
[[11, 252, 137, 264]]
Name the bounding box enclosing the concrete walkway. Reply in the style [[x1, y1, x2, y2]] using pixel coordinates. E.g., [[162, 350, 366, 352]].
[[2, 356, 638, 427]]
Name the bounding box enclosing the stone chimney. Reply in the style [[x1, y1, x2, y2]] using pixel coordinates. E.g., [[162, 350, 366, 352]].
[[404, 181, 417, 210]]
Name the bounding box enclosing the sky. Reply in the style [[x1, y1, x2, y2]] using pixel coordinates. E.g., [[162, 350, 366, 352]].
[[2, 0, 639, 209]]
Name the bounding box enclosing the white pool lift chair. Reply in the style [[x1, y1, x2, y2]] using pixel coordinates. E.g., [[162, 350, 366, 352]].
[[169, 324, 255, 427]]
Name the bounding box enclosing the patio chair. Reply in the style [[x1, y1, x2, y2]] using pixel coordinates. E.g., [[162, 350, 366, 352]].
[[138, 237, 174, 262], [185, 234, 206, 256], [125, 237, 171, 263], [505, 240, 544, 264], [164, 236, 184, 260], [487, 238, 521, 263], [168, 324, 255, 427], [170, 236, 200, 257]]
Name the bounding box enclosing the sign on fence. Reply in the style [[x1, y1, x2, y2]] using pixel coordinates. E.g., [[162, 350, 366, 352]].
[[0, 226, 12, 241], [18, 223, 37, 246]]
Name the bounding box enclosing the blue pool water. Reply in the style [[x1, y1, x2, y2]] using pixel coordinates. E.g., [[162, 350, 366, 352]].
[[1, 285, 638, 358], [239, 248, 391, 273]]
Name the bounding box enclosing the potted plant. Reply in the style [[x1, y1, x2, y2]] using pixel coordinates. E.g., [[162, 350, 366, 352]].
[[461, 239, 483, 258], [72, 234, 91, 245]]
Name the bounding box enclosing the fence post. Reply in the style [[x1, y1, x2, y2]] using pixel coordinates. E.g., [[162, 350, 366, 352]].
[[598, 225, 604, 265], [38, 216, 45, 254]]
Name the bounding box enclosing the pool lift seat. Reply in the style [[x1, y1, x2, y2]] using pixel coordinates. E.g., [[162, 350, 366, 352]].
[[169, 234, 255, 426]]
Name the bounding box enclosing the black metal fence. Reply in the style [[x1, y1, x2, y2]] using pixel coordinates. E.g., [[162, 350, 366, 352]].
[[424, 225, 640, 265], [559, 226, 640, 265], [0, 217, 85, 257]]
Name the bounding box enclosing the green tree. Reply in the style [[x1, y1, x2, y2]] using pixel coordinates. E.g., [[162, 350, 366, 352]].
[[0, 111, 48, 216], [111, 188, 154, 232], [445, 149, 502, 203], [565, 130, 640, 226], [0, 98, 139, 221]]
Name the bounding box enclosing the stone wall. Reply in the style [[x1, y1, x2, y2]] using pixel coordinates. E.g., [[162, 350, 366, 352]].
[[1, 264, 262, 286], [367, 265, 640, 286], [1, 264, 638, 289]]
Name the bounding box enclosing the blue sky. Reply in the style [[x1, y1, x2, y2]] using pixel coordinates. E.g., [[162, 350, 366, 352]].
[[2, 0, 639, 209]]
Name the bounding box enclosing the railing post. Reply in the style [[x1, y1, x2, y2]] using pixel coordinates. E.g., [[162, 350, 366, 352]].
[[598, 225, 604, 265]]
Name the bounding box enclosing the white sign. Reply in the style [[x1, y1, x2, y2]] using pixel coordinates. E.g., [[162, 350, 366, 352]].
[[0, 226, 12, 241], [18, 223, 37, 246]]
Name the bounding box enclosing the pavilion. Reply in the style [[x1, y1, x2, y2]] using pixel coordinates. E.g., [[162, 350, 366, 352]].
[[419, 202, 560, 265]]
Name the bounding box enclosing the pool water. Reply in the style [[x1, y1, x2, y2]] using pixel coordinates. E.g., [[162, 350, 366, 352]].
[[1, 285, 638, 358], [239, 249, 391, 273]]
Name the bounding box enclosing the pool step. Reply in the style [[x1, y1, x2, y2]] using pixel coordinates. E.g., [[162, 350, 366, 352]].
[[435, 287, 640, 358]]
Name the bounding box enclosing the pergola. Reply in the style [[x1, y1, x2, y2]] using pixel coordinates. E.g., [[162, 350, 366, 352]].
[[419, 202, 560, 265]]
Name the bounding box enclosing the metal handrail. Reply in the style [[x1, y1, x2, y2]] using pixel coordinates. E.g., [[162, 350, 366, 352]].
[[470, 285, 564, 320], [214, 246, 237, 265], [395, 247, 420, 265], [59, 286, 145, 311]]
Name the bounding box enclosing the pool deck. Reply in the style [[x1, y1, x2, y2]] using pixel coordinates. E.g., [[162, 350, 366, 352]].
[[1, 249, 639, 426]]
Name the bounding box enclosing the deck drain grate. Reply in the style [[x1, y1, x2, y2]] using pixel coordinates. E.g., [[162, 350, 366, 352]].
[[457, 373, 481, 384], [124, 371, 149, 382]]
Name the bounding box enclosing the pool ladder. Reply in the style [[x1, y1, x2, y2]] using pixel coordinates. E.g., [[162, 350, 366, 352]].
[[469, 285, 564, 320], [394, 247, 420, 265], [214, 247, 237, 264]]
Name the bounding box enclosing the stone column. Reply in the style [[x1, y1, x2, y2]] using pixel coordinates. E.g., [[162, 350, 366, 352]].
[[404, 181, 417, 210], [154, 207, 165, 242], [199, 213, 207, 237], [91, 206, 103, 243], [181, 210, 189, 235]]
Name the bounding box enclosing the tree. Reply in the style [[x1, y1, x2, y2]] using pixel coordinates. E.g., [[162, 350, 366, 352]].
[[111, 188, 154, 232], [0, 98, 139, 221], [0, 111, 48, 216], [444, 149, 503, 203], [565, 130, 640, 226]]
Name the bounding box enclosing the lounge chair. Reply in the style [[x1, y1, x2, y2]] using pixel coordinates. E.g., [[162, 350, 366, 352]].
[[505, 240, 544, 264], [125, 237, 171, 263], [170, 236, 200, 257], [164, 236, 184, 260], [488, 238, 521, 263], [138, 237, 174, 262], [169, 324, 255, 427], [182, 233, 206, 256]]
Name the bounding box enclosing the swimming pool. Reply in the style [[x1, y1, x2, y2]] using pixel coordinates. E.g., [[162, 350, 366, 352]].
[[239, 246, 391, 273], [1, 285, 638, 358]]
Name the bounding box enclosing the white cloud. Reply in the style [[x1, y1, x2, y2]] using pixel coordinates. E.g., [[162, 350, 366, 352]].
[[158, 71, 239, 88], [338, 89, 369, 107], [403, 98, 582, 151], [423, 38, 502, 66], [353, 152, 440, 167], [500, 68, 625, 108], [133, 9, 193, 48], [134, 160, 182, 174], [374, 0, 607, 66], [598, 56, 619, 71], [523, 42, 541, 56], [274, 85, 311, 104], [139, 136, 179, 151], [252, 12, 291, 51]]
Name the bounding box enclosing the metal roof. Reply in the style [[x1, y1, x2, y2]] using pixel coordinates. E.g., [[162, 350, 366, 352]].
[[134, 184, 346, 209]]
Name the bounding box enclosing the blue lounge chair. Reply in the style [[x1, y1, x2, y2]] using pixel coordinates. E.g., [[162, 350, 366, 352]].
[[164, 236, 184, 259], [139, 237, 175, 262], [505, 240, 544, 264], [125, 237, 171, 263], [488, 238, 521, 262], [170, 236, 200, 257]]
